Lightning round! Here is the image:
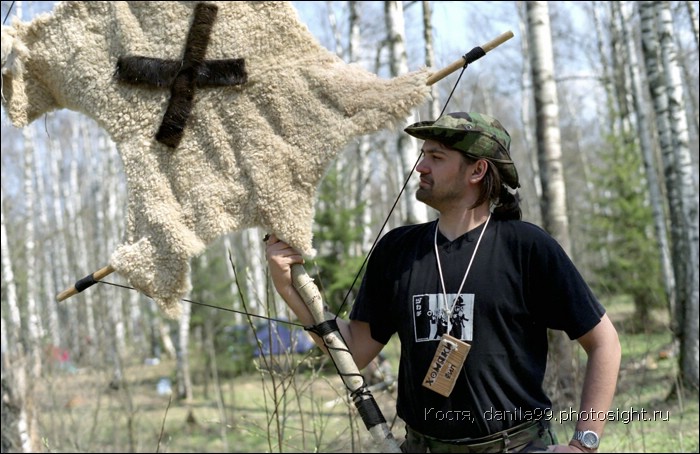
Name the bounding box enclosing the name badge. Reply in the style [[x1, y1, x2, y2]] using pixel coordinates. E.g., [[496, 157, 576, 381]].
[[422, 334, 470, 397]]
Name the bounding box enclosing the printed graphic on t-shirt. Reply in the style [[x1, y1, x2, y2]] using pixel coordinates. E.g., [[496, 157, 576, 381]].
[[412, 293, 474, 342]]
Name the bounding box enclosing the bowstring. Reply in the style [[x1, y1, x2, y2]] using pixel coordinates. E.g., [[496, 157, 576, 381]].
[[97, 280, 306, 328], [333, 60, 471, 317], [3, 1, 15, 24]]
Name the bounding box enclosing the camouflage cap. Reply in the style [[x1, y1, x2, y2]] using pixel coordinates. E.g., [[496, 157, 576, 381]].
[[404, 112, 520, 188]]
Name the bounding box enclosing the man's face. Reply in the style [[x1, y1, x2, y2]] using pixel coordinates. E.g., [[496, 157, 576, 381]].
[[415, 139, 471, 210]]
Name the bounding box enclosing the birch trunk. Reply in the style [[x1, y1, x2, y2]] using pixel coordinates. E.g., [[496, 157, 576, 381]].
[[105, 137, 127, 357], [609, 2, 633, 135], [243, 229, 268, 316], [35, 144, 61, 348], [22, 127, 43, 379], [421, 1, 440, 120], [223, 236, 243, 324], [61, 119, 103, 361], [385, 0, 426, 225], [1, 191, 21, 350], [48, 141, 73, 355], [1, 188, 32, 453], [640, 0, 700, 392], [32, 147, 52, 342], [349, 1, 375, 253], [655, 0, 699, 391], [158, 311, 178, 360], [176, 300, 193, 401], [621, 0, 676, 324], [684, 0, 700, 137], [517, 1, 542, 207], [526, 0, 577, 405], [683, 1, 700, 138], [686, 0, 700, 49]]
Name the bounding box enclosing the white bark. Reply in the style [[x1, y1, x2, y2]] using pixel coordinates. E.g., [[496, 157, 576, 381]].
[[59, 123, 91, 358], [685, 0, 699, 52], [22, 127, 42, 379], [385, 0, 426, 225], [526, 1, 572, 254], [243, 229, 269, 316], [526, 0, 577, 405], [640, 0, 699, 390], [517, 1, 542, 204], [421, 1, 440, 120], [348, 1, 375, 253], [48, 139, 71, 350], [1, 189, 21, 345], [609, 2, 634, 135], [34, 141, 61, 347], [177, 300, 193, 401], [656, 0, 700, 389], [622, 0, 676, 322], [105, 137, 127, 357], [223, 236, 243, 324]]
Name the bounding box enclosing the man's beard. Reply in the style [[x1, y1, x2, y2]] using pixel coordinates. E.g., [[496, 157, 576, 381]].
[[416, 183, 466, 211], [415, 187, 437, 208]]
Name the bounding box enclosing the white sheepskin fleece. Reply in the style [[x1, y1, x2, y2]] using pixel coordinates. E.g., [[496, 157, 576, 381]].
[[0, 1, 432, 318]]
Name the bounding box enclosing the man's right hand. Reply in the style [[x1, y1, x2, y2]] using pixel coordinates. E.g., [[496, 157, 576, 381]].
[[264, 233, 304, 293]]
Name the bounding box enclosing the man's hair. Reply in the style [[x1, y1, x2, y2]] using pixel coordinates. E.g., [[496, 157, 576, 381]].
[[463, 155, 522, 220]]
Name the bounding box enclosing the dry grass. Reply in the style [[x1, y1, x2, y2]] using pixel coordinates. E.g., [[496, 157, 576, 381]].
[[30, 303, 699, 453]]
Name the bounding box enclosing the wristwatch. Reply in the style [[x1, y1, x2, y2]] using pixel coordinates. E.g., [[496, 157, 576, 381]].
[[573, 430, 600, 449]]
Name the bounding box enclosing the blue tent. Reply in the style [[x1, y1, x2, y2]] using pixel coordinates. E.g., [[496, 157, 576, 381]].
[[252, 321, 316, 357]]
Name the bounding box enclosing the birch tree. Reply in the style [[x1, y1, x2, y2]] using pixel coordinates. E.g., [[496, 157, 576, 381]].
[[177, 300, 193, 401], [349, 1, 375, 253], [583, 2, 668, 327], [526, 0, 577, 404], [421, 1, 440, 120], [1, 188, 33, 453], [61, 116, 95, 360], [0, 194, 20, 352], [640, 1, 699, 392], [385, 0, 426, 225], [91, 130, 125, 386], [22, 128, 43, 379], [681, 0, 699, 136], [34, 142, 61, 348], [620, 0, 675, 323], [50, 130, 81, 359]]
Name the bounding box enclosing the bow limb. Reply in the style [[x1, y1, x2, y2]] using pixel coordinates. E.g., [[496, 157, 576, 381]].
[[290, 264, 402, 453], [56, 265, 115, 302], [426, 30, 514, 86]]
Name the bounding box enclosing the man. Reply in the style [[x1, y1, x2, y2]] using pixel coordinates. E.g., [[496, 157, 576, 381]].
[[266, 112, 621, 453]]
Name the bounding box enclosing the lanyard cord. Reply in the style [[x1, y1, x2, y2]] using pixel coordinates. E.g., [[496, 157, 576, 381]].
[[433, 213, 491, 334]]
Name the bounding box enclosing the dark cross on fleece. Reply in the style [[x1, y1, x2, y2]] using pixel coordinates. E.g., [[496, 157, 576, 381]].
[[114, 2, 247, 148]]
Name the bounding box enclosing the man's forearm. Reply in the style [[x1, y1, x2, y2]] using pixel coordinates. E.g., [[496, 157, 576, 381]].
[[571, 315, 621, 450]]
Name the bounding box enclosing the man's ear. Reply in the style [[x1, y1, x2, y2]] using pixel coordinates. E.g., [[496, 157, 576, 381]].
[[470, 159, 489, 182]]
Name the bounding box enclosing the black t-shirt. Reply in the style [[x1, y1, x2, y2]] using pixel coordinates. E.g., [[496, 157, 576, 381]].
[[349, 217, 605, 440]]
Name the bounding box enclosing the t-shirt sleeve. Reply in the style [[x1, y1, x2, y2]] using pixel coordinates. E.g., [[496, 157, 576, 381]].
[[349, 235, 397, 345], [524, 229, 606, 340]]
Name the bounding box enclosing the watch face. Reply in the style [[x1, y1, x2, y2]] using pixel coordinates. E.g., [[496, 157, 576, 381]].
[[582, 431, 599, 448]]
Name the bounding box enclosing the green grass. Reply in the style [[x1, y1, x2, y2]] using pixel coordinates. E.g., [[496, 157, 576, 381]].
[[554, 299, 699, 453]]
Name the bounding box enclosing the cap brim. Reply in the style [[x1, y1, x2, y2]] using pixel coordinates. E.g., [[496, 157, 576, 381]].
[[404, 121, 459, 141], [405, 123, 482, 151]]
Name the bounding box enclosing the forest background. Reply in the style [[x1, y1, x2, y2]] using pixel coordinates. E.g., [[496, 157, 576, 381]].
[[1, 1, 698, 453]]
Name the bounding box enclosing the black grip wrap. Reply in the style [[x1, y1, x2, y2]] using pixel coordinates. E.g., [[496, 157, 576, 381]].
[[463, 47, 486, 65], [305, 319, 339, 337], [74, 273, 99, 292], [354, 396, 387, 430]]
